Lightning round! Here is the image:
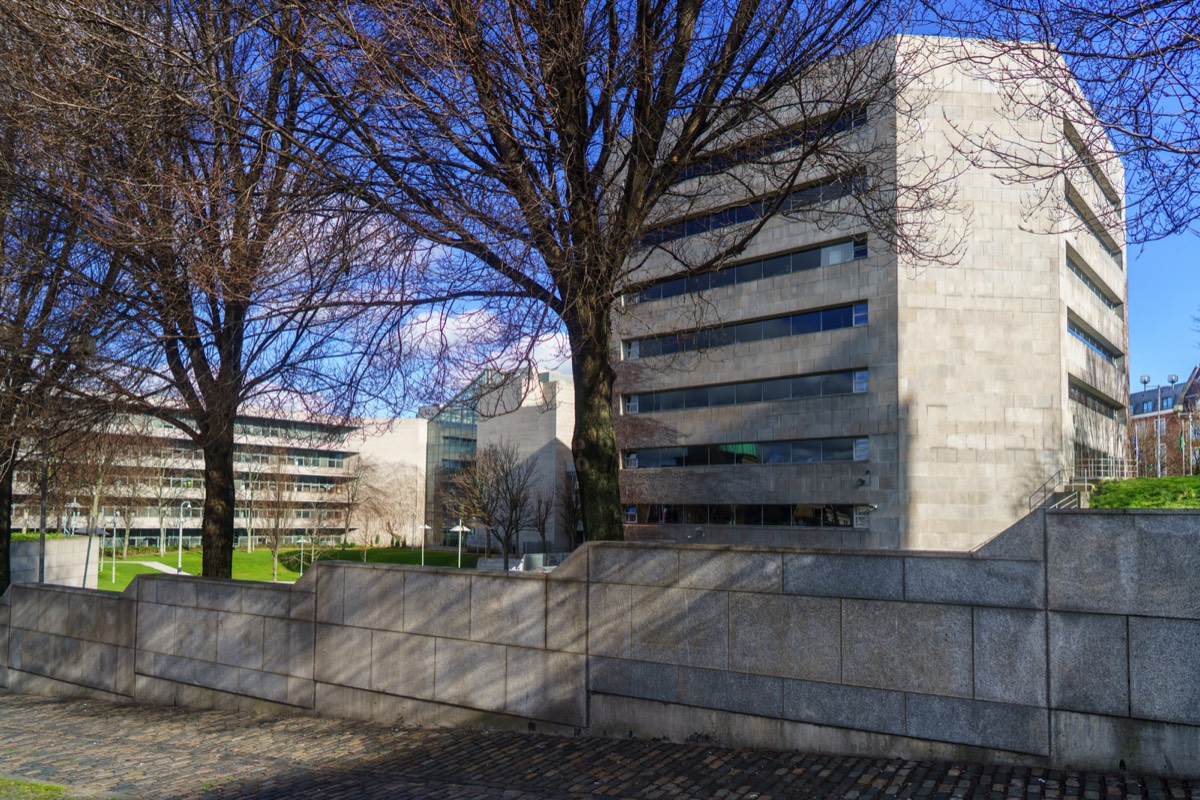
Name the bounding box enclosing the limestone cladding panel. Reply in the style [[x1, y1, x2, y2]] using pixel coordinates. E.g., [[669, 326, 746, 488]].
[[1063, 337, 1126, 407]]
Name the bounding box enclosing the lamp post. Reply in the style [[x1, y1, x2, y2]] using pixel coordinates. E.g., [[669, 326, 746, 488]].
[[110, 514, 119, 584], [450, 520, 471, 569], [178, 500, 191, 575], [1140, 375, 1151, 476], [418, 524, 431, 566], [297, 538, 309, 577]]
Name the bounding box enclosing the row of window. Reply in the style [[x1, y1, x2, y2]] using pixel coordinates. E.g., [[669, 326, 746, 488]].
[[624, 302, 867, 359], [1067, 254, 1121, 314], [628, 238, 867, 304], [1065, 124, 1121, 210], [639, 174, 860, 246], [1066, 189, 1123, 268], [1068, 383, 1120, 419], [626, 503, 869, 528], [1068, 320, 1121, 362], [623, 437, 869, 469], [673, 107, 868, 184], [624, 369, 868, 414]]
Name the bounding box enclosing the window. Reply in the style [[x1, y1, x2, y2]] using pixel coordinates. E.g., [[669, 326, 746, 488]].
[[620, 369, 868, 414], [1067, 320, 1121, 362], [627, 237, 868, 304], [623, 302, 868, 359], [1067, 253, 1122, 314], [629, 502, 863, 528], [623, 437, 869, 468], [1069, 382, 1121, 419], [640, 176, 860, 246], [1066, 187, 1123, 268], [672, 106, 867, 183]]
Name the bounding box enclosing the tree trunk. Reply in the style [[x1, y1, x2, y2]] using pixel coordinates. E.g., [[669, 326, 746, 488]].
[[565, 305, 624, 541], [0, 454, 15, 593], [200, 425, 237, 578]]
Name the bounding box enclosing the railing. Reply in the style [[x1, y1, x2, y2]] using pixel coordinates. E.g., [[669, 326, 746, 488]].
[[1029, 469, 1065, 511], [1071, 457, 1135, 481]]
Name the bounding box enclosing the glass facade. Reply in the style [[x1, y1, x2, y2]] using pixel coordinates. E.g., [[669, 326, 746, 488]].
[[624, 302, 867, 359], [627, 503, 868, 528]]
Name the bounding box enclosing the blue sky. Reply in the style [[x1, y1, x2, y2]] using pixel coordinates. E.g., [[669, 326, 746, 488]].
[[1128, 234, 1199, 392]]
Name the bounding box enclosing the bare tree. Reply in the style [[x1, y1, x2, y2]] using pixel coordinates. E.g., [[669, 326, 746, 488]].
[[453, 441, 536, 570], [0, 53, 121, 590], [302, 0, 954, 541], [557, 472, 584, 551], [532, 491, 554, 554], [346, 457, 423, 549], [0, 0, 417, 578], [930, 0, 1200, 242], [257, 457, 296, 582]]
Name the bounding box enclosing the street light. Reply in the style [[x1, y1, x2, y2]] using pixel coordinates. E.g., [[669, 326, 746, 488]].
[[416, 523, 432, 566], [297, 538, 309, 577], [178, 500, 191, 575], [110, 514, 120, 584], [450, 520, 471, 569]]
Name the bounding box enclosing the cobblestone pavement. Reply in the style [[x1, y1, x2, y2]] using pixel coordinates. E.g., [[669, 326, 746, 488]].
[[0, 693, 1196, 800]]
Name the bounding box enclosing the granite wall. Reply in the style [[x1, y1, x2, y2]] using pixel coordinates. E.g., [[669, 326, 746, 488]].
[[1, 509, 1197, 777]]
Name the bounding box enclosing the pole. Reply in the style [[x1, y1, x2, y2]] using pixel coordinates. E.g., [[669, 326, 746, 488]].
[[457, 517, 463, 569], [37, 432, 47, 583], [178, 500, 191, 574], [110, 517, 117, 584]]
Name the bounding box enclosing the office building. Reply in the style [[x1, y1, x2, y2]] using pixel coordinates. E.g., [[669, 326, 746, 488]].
[[614, 37, 1129, 550]]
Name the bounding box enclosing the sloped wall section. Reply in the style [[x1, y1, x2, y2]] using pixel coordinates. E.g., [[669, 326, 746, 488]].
[[1, 510, 1198, 777]]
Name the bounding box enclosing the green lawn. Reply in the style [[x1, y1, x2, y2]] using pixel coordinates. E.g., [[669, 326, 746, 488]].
[[1089, 475, 1200, 508], [95, 546, 481, 592], [0, 777, 98, 800]]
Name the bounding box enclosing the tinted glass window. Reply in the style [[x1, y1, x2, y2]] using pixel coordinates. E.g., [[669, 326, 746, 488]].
[[823, 438, 854, 461], [709, 385, 737, 406], [658, 447, 687, 467], [762, 379, 792, 400], [709, 268, 736, 288], [762, 442, 790, 463], [793, 375, 822, 398], [685, 445, 710, 466], [792, 441, 821, 462], [685, 506, 708, 524], [735, 506, 762, 525], [709, 445, 736, 465], [737, 260, 762, 283], [710, 505, 735, 525], [684, 387, 709, 408], [659, 390, 686, 410], [761, 316, 792, 340], [822, 306, 853, 330], [734, 320, 762, 343], [791, 311, 821, 335], [792, 248, 821, 271], [761, 254, 790, 278], [660, 277, 686, 298], [762, 505, 791, 525], [822, 372, 854, 395], [735, 382, 762, 404]]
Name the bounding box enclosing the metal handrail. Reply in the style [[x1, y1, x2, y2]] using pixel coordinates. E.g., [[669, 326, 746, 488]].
[[1028, 469, 1064, 511]]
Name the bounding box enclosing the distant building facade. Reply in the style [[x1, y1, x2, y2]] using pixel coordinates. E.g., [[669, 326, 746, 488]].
[[614, 37, 1129, 550], [10, 412, 428, 548], [1130, 367, 1200, 477]]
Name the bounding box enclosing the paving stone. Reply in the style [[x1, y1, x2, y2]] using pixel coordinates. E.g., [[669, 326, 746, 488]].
[[0, 693, 1192, 800]]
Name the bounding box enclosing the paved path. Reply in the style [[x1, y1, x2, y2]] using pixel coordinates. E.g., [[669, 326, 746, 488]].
[[0, 693, 1196, 799], [126, 561, 185, 574]]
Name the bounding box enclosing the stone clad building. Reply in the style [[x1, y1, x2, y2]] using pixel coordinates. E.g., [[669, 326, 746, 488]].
[[615, 37, 1129, 550]]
